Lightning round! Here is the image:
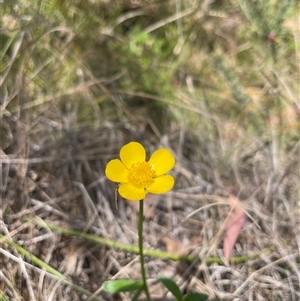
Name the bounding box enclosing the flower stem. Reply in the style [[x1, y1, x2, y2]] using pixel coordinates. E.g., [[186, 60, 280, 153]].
[[138, 199, 151, 301]]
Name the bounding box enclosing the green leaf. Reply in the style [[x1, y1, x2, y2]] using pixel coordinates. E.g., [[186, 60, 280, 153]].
[[158, 274, 183, 301], [0, 291, 10, 301], [183, 292, 209, 301], [103, 279, 143, 293], [131, 287, 144, 301]]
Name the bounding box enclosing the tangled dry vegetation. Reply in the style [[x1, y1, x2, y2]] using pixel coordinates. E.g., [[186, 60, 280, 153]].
[[1, 0, 299, 300]]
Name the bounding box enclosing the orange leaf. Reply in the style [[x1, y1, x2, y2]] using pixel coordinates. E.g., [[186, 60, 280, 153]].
[[223, 195, 246, 261]]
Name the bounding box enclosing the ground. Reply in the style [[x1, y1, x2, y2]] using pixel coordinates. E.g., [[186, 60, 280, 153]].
[[0, 1, 299, 300]]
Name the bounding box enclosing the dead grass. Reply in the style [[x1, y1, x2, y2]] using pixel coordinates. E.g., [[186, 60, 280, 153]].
[[1, 0, 300, 300]]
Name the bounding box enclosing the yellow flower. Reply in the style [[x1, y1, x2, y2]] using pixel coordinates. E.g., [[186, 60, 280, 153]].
[[105, 142, 175, 201]]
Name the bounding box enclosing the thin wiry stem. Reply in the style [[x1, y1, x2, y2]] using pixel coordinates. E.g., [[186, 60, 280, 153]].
[[138, 199, 151, 301], [28, 218, 295, 265]]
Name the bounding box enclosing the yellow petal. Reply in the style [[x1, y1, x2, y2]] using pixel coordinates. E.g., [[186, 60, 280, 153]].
[[148, 149, 175, 176], [105, 159, 128, 182], [120, 142, 146, 168], [118, 183, 146, 201], [147, 175, 174, 194]]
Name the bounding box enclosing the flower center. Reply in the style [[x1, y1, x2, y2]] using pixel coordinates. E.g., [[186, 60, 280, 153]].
[[127, 161, 156, 188]]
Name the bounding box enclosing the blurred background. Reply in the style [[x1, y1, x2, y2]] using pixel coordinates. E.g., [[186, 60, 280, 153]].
[[1, 0, 299, 300]]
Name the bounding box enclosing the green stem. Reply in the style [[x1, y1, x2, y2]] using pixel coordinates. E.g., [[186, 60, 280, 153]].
[[26, 218, 300, 265], [0, 233, 104, 301], [138, 199, 151, 301]]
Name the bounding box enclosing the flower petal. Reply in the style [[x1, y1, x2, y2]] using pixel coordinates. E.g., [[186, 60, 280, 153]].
[[120, 142, 146, 168], [147, 175, 174, 194], [105, 159, 128, 183], [148, 149, 175, 176], [118, 183, 146, 201]]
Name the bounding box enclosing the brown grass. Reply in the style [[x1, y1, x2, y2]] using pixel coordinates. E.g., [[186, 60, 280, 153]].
[[1, 0, 299, 300]]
